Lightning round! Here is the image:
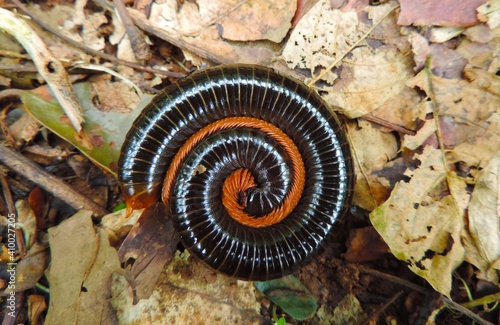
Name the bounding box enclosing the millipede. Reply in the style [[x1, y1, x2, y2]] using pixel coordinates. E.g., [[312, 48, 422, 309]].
[[118, 65, 354, 281]]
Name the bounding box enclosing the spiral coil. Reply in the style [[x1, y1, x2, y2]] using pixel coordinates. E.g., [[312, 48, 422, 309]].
[[118, 65, 354, 280]]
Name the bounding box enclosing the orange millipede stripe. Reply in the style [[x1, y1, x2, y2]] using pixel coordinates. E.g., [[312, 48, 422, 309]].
[[161, 116, 306, 228]]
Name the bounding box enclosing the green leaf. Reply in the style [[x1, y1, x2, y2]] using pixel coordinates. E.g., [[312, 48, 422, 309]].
[[21, 83, 149, 175], [255, 275, 317, 321]]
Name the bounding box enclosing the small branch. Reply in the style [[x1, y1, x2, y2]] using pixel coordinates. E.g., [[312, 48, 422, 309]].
[[358, 265, 495, 325], [0, 144, 108, 216], [0, 167, 16, 215], [9, 0, 186, 79], [363, 115, 416, 136], [460, 291, 500, 309], [424, 56, 448, 169], [360, 291, 404, 325], [128, 8, 226, 65], [113, 0, 152, 61]]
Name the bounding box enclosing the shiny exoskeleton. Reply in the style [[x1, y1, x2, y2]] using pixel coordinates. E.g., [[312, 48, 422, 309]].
[[118, 65, 354, 281]]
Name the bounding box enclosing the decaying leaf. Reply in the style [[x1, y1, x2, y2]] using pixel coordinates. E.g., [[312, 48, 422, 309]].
[[111, 251, 264, 324], [397, 0, 487, 27], [323, 46, 421, 120], [349, 120, 399, 210], [407, 70, 499, 124], [117, 203, 179, 302], [463, 152, 500, 284], [370, 147, 466, 296], [282, 1, 421, 121], [477, 0, 500, 29], [46, 210, 122, 324], [331, 293, 367, 325], [282, 0, 364, 74], [144, 0, 295, 64], [407, 71, 500, 168]]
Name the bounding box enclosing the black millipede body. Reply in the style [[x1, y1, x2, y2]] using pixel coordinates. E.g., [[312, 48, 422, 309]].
[[118, 65, 354, 281]]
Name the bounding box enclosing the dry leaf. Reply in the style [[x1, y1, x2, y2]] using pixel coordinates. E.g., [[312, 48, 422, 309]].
[[0, 242, 49, 294], [427, 44, 468, 79], [117, 203, 179, 302], [449, 113, 500, 168], [462, 24, 497, 43], [463, 152, 500, 284], [403, 119, 437, 150], [397, 0, 487, 27], [145, 0, 294, 64], [406, 65, 499, 125], [26, 4, 92, 62], [344, 226, 390, 263], [429, 27, 465, 43], [323, 46, 421, 120], [28, 294, 47, 325], [349, 120, 398, 210], [82, 12, 108, 51], [90, 75, 141, 112], [45, 211, 122, 324], [8, 113, 40, 144], [282, 0, 364, 73], [370, 147, 466, 296], [465, 68, 500, 95], [477, 0, 500, 29], [201, 0, 296, 42], [111, 251, 264, 324], [407, 71, 500, 167]]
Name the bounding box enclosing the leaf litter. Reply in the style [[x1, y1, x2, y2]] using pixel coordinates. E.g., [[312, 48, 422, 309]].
[[0, 0, 499, 323]]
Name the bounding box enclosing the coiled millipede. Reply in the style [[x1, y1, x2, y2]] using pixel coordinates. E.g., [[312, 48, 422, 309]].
[[118, 65, 354, 281]]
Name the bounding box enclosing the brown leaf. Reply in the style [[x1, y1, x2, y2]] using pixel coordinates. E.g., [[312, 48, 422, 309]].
[[344, 226, 390, 263], [205, 0, 296, 43], [463, 152, 500, 284], [117, 203, 179, 302], [142, 0, 294, 64], [283, 0, 367, 72], [8, 113, 40, 145], [370, 147, 466, 296], [111, 251, 265, 324], [27, 187, 49, 232], [0, 242, 50, 294], [349, 120, 399, 210], [45, 210, 122, 324], [398, 0, 487, 27], [27, 294, 47, 325], [324, 46, 421, 121]]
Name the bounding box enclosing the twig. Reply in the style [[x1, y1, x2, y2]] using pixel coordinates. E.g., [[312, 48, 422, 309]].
[[0, 168, 16, 215], [441, 296, 495, 325], [357, 265, 495, 325], [0, 89, 24, 101], [0, 144, 108, 216], [9, 0, 186, 79], [363, 115, 416, 136], [72, 62, 144, 97], [360, 291, 404, 325], [0, 8, 84, 132], [423, 56, 448, 169], [128, 8, 226, 64], [460, 291, 500, 309], [113, 0, 151, 61]]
